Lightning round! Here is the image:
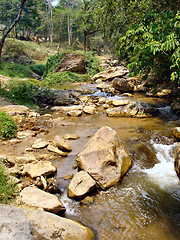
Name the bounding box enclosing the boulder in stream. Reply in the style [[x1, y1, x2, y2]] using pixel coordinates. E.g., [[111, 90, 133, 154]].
[[112, 78, 134, 92], [54, 135, 72, 152], [174, 143, 180, 179], [75, 126, 132, 189], [20, 186, 65, 214]]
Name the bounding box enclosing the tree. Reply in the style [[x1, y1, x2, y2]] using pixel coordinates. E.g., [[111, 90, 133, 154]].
[[0, 0, 27, 65]]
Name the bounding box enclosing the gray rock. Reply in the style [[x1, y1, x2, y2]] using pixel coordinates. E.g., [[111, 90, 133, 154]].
[[112, 78, 133, 92]]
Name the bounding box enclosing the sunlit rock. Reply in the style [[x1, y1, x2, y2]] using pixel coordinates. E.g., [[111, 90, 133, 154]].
[[47, 144, 69, 156], [75, 126, 132, 189], [173, 127, 180, 140], [53, 135, 72, 152], [32, 139, 49, 149]]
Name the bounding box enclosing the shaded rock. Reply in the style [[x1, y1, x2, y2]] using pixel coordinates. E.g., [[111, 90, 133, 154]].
[[75, 126, 132, 189], [54, 135, 72, 152], [63, 133, 79, 140], [23, 161, 56, 178], [55, 52, 87, 74], [0, 204, 95, 240], [47, 144, 68, 156], [92, 66, 129, 81], [64, 174, 74, 180], [173, 127, 180, 140], [112, 78, 133, 92], [0, 155, 15, 167], [68, 171, 96, 198], [83, 106, 97, 115], [52, 89, 75, 106], [174, 143, 180, 179], [20, 186, 65, 214], [172, 100, 180, 115], [32, 139, 49, 149]]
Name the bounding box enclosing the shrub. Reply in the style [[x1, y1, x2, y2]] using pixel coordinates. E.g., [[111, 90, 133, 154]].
[[29, 64, 45, 76], [43, 71, 89, 86], [0, 165, 16, 203], [0, 111, 18, 139], [0, 62, 32, 78]]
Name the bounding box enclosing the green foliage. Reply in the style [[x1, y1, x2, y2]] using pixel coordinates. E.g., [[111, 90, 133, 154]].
[[118, 10, 180, 84], [43, 71, 89, 86], [29, 64, 45, 76], [0, 62, 32, 78], [0, 111, 18, 139], [0, 80, 53, 107], [0, 165, 16, 203]]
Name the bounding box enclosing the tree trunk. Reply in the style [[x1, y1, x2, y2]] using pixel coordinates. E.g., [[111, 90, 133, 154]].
[[0, 0, 27, 65]]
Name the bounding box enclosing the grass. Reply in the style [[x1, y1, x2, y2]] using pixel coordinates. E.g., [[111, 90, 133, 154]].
[[0, 111, 18, 139], [0, 164, 16, 204]]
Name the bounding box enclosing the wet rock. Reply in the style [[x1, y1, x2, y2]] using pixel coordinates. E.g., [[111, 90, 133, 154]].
[[14, 154, 37, 164], [171, 100, 180, 115], [67, 110, 82, 117], [47, 144, 69, 156], [80, 196, 94, 205], [68, 171, 96, 198], [54, 135, 72, 152], [63, 133, 79, 140], [64, 174, 74, 180], [106, 106, 127, 117], [174, 143, 180, 179], [75, 126, 132, 189], [32, 139, 49, 149], [23, 161, 56, 178], [92, 66, 129, 81], [0, 204, 95, 240], [112, 100, 130, 107], [173, 127, 180, 140], [20, 186, 65, 214], [83, 106, 97, 115], [121, 93, 133, 97], [112, 78, 133, 92]]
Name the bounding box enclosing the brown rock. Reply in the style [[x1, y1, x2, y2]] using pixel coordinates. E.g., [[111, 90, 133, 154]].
[[54, 135, 72, 152], [32, 139, 49, 149], [47, 144, 69, 156], [63, 133, 79, 140], [174, 143, 180, 179], [173, 127, 180, 140]]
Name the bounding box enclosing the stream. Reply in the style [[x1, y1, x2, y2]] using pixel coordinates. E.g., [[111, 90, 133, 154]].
[[44, 83, 180, 240]]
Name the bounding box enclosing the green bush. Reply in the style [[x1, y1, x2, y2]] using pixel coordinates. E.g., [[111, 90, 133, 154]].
[[0, 165, 16, 203], [0, 62, 32, 78], [30, 64, 45, 76], [0, 80, 53, 107], [43, 71, 89, 86], [0, 111, 18, 139]]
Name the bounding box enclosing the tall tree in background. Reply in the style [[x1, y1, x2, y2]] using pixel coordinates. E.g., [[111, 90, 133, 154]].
[[0, 0, 27, 65]]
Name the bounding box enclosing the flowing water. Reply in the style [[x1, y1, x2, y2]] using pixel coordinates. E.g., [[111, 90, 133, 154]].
[[45, 84, 180, 240]]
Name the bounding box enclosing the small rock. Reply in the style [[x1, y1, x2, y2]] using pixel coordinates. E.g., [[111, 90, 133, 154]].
[[14, 154, 37, 164], [63, 133, 79, 140], [112, 100, 130, 106], [173, 127, 180, 140], [98, 97, 107, 104], [80, 196, 94, 205], [64, 174, 74, 180], [32, 139, 49, 149], [67, 110, 82, 117], [47, 144, 68, 156], [53, 135, 72, 152], [83, 106, 96, 115]]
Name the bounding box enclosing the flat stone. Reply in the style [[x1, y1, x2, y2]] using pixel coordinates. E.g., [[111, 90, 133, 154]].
[[68, 171, 96, 198], [32, 139, 49, 149], [112, 100, 130, 106], [63, 133, 79, 140], [83, 106, 96, 115], [23, 161, 56, 178], [67, 110, 82, 117], [20, 186, 65, 214]]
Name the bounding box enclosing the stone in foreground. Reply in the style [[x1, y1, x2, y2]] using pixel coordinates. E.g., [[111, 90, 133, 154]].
[[174, 143, 180, 179], [68, 171, 96, 198], [75, 126, 132, 189], [0, 204, 95, 240], [20, 186, 65, 214]]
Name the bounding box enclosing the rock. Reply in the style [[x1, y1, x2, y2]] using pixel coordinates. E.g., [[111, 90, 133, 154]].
[[106, 106, 127, 117], [92, 66, 129, 81], [54, 135, 72, 152], [98, 97, 107, 104], [68, 171, 96, 198], [32, 139, 49, 149], [75, 126, 132, 189], [63, 133, 79, 140], [71, 91, 81, 98], [67, 110, 82, 117], [174, 143, 180, 179], [64, 174, 74, 180], [157, 89, 171, 97], [173, 127, 180, 140], [80, 196, 94, 205], [0, 204, 95, 240], [14, 154, 37, 164], [17, 130, 35, 138], [51, 105, 83, 113], [47, 144, 69, 156], [0, 105, 30, 116], [23, 161, 56, 178], [78, 95, 91, 103], [112, 100, 130, 106], [121, 93, 133, 97], [0, 155, 15, 167], [20, 186, 65, 214], [83, 106, 97, 115], [172, 100, 180, 114], [55, 52, 87, 74], [112, 78, 133, 92], [52, 89, 75, 106], [102, 103, 110, 109]]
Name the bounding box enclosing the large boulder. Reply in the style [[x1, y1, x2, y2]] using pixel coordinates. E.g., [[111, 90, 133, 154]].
[[92, 66, 129, 81], [52, 89, 75, 106], [55, 52, 87, 74], [174, 143, 180, 179], [0, 204, 95, 240], [20, 186, 65, 214], [112, 78, 134, 92], [75, 126, 132, 189], [68, 171, 96, 198]]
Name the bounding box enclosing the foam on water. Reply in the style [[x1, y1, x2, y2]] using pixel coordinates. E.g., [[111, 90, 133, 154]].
[[143, 141, 180, 194], [60, 191, 79, 216]]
